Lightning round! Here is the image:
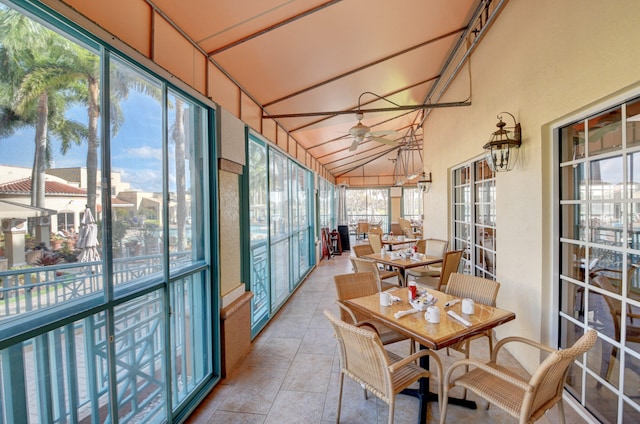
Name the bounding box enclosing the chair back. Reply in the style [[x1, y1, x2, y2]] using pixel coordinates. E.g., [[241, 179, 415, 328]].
[[445, 273, 500, 307], [356, 221, 369, 237], [324, 310, 393, 401], [350, 256, 384, 291], [352, 243, 374, 258], [415, 239, 426, 254], [424, 238, 448, 259], [368, 232, 383, 252], [526, 329, 597, 421], [333, 272, 379, 323], [398, 217, 413, 238], [368, 226, 383, 236], [436, 250, 463, 291]]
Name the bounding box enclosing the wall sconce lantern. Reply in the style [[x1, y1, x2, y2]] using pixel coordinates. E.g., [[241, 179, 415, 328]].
[[416, 171, 432, 193], [483, 112, 522, 172]]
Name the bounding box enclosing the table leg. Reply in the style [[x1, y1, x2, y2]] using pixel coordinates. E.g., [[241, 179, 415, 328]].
[[401, 345, 477, 424]]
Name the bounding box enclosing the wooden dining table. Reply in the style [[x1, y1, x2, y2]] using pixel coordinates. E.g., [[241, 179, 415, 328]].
[[382, 236, 418, 250], [363, 252, 442, 280], [344, 287, 516, 424]]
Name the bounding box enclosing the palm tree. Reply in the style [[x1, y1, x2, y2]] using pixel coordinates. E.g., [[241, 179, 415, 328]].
[[1, 8, 86, 209], [171, 96, 187, 251]]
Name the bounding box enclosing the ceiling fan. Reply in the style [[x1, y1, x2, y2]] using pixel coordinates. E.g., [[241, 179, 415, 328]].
[[348, 112, 398, 151]]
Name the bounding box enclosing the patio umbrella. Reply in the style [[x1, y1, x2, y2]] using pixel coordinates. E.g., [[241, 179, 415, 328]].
[[77, 207, 100, 262]]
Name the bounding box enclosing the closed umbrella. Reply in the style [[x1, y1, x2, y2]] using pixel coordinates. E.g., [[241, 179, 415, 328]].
[[77, 207, 100, 262]]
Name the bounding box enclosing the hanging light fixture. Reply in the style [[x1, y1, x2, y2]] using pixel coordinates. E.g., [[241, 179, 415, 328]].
[[417, 171, 432, 193], [483, 112, 522, 172]]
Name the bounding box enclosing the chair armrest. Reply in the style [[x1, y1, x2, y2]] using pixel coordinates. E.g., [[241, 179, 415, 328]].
[[356, 322, 381, 336], [444, 358, 531, 392], [491, 336, 556, 362], [388, 348, 443, 380], [335, 300, 358, 324]]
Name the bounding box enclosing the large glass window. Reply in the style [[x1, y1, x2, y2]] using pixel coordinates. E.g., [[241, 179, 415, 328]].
[[558, 97, 640, 423], [0, 3, 213, 423], [402, 187, 423, 221], [247, 137, 313, 336], [346, 188, 390, 230]]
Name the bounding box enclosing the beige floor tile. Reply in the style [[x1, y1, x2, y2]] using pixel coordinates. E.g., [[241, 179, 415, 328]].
[[187, 242, 590, 424]]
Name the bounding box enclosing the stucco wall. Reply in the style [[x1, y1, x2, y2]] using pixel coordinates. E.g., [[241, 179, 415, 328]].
[[423, 0, 640, 371]]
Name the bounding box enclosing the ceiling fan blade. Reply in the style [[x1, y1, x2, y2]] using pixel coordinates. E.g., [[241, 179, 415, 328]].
[[368, 130, 398, 137], [348, 139, 360, 151], [369, 136, 398, 146]]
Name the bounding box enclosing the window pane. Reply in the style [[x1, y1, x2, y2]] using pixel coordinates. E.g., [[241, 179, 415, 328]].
[[560, 204, 586, 241], [249, 140, 268, 241], [590, 156, 623, 201], [588, 107, 622, 155], [590, 203, 623, 246], [167, 91, 205, 266], [114, 291, 166, 422], [626, 98, 640, 148], [110, 57, 163, 286], [170, 271, 210, 406], [560, 122, 585, 163], [560, 163, 586, 201], [270, 150, 288, 238]]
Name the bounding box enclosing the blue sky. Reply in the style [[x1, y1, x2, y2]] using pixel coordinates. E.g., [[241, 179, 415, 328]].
[[1, 92, 167, 193]]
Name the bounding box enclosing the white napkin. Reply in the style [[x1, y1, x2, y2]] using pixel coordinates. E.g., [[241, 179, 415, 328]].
[[447, 310, 472, 327], [394, 309, 419, 319]]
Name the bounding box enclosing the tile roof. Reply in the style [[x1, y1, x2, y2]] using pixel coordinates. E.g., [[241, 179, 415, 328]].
[[0, 178, 86, 196]]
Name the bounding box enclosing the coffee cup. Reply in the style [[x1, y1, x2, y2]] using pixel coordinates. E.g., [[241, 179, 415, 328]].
[[425, 306, 440, 323], [380, 292, 393, 307], [462, 298, 475, 315]]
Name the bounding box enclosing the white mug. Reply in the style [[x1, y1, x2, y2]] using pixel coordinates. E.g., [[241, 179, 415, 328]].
[[425, 306, 440, 323], [462, 298, 475, 315], [380, 292, 393, 307]]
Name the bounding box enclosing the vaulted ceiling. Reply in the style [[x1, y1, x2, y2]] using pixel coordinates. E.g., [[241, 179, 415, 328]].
[[150, 0, 501, 183]]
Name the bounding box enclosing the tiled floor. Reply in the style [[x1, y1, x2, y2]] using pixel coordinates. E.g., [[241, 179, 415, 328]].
[[186, 247, 588, 424]]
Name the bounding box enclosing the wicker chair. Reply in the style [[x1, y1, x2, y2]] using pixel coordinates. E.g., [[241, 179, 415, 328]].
[[439, 329, 597, 424], [324, 310, 442, 424], [333, 272, 413, 353], [350, 256, 405, 290], [404, 239, 449, 280], [408, 250, 463, 291], [398, 217, 414, 238], [445, 273, 500, 358], [352, 243, 374, 258], [356, 221, 369, 240], [368, 232, 384, 252]]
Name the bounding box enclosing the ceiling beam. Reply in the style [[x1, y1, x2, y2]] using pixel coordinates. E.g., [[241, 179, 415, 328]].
[[206, 0, 343, 56], [264, 100, 470, 119]]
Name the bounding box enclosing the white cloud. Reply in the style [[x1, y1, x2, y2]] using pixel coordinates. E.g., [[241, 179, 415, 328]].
[[126, 146, 162, 160]]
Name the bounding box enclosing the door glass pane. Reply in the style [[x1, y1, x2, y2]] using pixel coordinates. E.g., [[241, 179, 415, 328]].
[[627, 99, 640, 148], [560, 122, 585, 162], [588, 107, 622, 155], [590, 156, 623, 201]]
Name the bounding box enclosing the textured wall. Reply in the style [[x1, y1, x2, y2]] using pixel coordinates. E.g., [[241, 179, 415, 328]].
[[218, 170, 241, 297]]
